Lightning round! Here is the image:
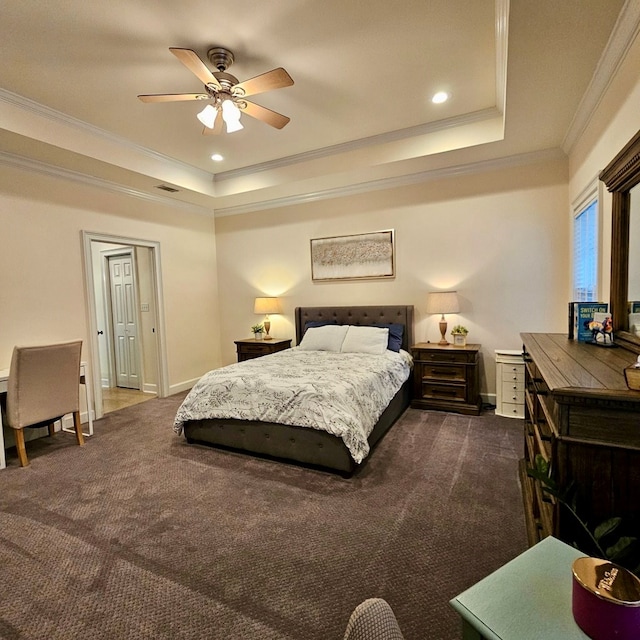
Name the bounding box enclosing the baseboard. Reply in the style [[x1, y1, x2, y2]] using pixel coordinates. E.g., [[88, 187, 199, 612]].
[[60, 410, 94, 429], [169, 378, 200, 395], [143, 382, 157, 394], [482, 393, 497, 407]]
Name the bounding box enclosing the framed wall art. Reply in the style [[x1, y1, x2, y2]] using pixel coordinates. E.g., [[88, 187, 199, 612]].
[[310, 230, 395, 281]]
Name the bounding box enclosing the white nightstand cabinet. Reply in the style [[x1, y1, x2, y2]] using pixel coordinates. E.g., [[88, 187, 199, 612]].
[[495, 349, 524, 419]]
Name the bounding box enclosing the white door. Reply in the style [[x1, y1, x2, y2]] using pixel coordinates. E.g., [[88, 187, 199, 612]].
[[109, 255, 141, 389]]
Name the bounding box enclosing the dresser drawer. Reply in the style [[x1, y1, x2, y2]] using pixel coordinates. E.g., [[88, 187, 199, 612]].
[[502, 367, 525, 384], [421, 381, 467, 403], [419, 363, 466, 383], [501, 402, 525, 418], [501, 381, 525, 404]]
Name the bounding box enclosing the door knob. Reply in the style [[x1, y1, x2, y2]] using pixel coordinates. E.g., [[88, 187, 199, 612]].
[[97, 330, 104, 335]]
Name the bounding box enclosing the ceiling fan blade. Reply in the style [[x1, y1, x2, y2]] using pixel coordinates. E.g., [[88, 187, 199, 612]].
[[202, 110, 224, 135], [241, 101, 290, 129], [234, 68, 294, 98], [138, 93, 209, 103], [169, 47, 221, 89]]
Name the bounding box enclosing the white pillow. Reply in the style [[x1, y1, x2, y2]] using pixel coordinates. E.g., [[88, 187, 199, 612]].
[[340, 325, 389, 355], [298, 325, 349, 351]]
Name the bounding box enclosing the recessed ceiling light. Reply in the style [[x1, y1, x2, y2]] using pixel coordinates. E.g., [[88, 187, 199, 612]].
[[432, 91, 449, 104], [211, 153, 224, 162]]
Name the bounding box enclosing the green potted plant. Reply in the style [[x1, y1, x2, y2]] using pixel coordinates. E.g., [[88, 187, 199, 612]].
[[251, 323, 264, 340], [451, 325, 468, 346]]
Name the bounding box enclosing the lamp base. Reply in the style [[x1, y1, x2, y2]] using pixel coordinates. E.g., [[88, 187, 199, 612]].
[[264, 319, 273, 340], [438, 319, 449, 345]]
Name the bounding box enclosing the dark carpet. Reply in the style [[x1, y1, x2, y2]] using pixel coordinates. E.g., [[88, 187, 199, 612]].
[[0, 394, 527, 640]]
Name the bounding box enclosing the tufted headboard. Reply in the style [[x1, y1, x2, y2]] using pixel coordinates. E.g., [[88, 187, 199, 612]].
[[294, 305, 414, 351]]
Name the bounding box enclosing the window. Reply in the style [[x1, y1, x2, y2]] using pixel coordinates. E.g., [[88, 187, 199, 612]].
[[573, 195, 598, 302]]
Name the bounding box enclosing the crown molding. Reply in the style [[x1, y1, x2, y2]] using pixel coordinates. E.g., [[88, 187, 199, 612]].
[[213, 107, 501, 183], [0, 88, 213, 181], [562, 0, 640, 153], [215, 148, 566, 217], [495, 0, 510, 114], [0, 150, 214, 217]]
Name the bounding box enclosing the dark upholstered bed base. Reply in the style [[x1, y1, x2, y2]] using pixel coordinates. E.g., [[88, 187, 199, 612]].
[[184, 379, 410, 475], [182, 305, 414, 475]]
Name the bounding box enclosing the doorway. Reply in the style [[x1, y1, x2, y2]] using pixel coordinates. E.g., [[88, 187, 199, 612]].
[[82, 232, 169, 420], [106, 250, 142, 390]]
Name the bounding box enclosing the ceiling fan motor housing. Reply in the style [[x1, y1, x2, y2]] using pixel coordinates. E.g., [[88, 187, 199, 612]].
[[207, 47, 234, 72]]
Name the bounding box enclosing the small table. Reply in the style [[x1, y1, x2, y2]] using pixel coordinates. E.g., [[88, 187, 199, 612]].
[[450, 536, 589, 639], [234, 338, 292, 362], [0, 362, 94, 470]]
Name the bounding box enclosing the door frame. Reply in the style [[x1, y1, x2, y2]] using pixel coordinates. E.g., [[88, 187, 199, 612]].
[[82, 231, 169, 420]]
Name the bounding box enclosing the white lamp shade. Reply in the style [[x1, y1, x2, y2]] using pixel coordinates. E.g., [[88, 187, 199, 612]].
[[197, 104, 218, 129], [425, 291, 460, 315], [254, 297, 282, 315], [222, 99, 243, 133]]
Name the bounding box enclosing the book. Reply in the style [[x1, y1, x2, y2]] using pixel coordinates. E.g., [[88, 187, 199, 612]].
[[570, 302, 609, 341], [628, 301, 640, 313]]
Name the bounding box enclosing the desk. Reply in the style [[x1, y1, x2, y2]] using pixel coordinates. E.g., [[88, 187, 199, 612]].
[[450, 536, 589, 639], [0, 362, 94, 470]]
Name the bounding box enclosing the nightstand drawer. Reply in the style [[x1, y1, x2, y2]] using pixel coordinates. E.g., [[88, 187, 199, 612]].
[[414, 349, 474, 364], [420, 363, 466, 383], [234, 338, 292, 362], [421, 381, 467, 403], [242, 343, 273, 354]]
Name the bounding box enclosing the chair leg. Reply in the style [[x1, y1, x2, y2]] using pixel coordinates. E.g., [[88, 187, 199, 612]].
[[48, 422, 56, 437], [73, 411, 85, 446], [15, 429, 29, 467]]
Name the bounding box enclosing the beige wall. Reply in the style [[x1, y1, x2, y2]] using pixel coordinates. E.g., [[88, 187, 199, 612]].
[[215, 156, 570, 399], [568, 29, 640, 301], [0, 165, 222, 398]]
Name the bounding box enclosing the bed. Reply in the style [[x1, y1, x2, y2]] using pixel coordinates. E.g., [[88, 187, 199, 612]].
[[174, 305, 414, 474]]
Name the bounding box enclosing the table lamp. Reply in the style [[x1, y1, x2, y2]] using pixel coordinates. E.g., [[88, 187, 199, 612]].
[[254, 297, 282, 340], [426, 291, 459, 345]]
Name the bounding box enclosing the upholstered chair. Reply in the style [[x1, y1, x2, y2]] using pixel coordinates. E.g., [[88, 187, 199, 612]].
[[3, 340, 84, 467], [342, 598, 405, 640]]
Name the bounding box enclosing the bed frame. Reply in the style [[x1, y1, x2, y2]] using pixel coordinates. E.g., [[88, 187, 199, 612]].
[[182, 305, 414, 475]]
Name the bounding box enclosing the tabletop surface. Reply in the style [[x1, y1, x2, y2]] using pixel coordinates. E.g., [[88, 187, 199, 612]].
[[450, 537, 589, 640]]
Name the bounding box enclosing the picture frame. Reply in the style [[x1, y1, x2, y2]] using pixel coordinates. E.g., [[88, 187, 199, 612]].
[[310, 230, 395, 281]]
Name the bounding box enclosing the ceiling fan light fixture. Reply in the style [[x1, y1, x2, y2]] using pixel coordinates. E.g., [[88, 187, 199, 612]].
[[221, 99, 243, 133], [197, 104, 218, 128]]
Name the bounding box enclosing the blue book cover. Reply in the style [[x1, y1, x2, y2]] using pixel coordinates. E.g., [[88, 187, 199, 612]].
[[572, 302, 609, 341]]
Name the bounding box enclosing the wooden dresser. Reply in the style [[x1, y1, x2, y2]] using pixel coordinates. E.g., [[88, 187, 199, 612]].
[[410, 343, 482, 415], [520, 333, 640, 547]]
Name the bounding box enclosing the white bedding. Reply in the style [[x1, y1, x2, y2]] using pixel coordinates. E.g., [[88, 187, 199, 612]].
[[173, 347, 412, 463]]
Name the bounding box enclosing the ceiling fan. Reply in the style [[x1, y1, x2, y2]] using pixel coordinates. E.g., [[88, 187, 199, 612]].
[[138, 47, 294, 134]]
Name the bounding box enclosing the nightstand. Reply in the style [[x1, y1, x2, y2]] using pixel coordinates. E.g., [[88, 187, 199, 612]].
[[410, 342, 482, 415], [234, 338, 292, 362]]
